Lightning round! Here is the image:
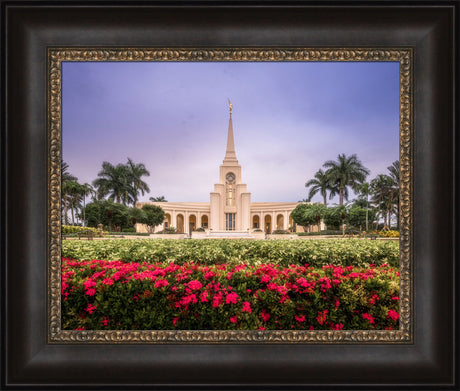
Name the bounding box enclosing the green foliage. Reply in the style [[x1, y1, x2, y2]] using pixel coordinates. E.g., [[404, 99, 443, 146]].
[[62, 225, 108, 236], [346, 206, 377, 230], [290, 204, 317, 229], [62, 238, 400, 269], [140, 204, 165, 232], [62, 259, 400, 331], [323, 205, 347, 229], [83, 200, 132, 231]]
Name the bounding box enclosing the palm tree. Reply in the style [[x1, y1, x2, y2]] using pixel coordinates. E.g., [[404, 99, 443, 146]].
[[305, 169, 336, 205], [93, 162, 134, 205], [61, 160, 77, 183], [387, 160, 400, 229], [62, 180, 84, 225], [79, 183, 95, 227], [126, 158, 150, 207], [149, 196, 167, 202], [358, 182, 371, 231], [370, 174, 394, 229], [61, 160, 78, 225], [323, 154, 370, 205]]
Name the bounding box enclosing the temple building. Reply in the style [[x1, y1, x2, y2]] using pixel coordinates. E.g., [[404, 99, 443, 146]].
[[136, 104, 322, 236]]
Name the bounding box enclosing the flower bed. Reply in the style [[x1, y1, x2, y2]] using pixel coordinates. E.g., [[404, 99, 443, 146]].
[[62, 258, 400, 331], [62, 238, 399, 268]]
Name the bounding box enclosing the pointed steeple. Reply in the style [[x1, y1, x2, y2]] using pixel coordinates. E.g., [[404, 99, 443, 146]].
[[223, 100, 238, 164]]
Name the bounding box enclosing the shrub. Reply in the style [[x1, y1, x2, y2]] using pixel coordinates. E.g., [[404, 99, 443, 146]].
[[272, 230, 290, 234], [62, 258, 400, 331], [62, 238, 400, 269], [62, 225, 108, 236]]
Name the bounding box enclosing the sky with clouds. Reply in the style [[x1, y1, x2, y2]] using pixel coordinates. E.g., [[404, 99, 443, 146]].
[[62, 61, 399, 204]]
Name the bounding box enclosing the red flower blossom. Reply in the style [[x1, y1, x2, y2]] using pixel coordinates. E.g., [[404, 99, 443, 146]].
[[387, 309, 399, 321], [295, 315, 305, 322], [225, 291, 239, 305], [362, 313, 375, 324], [188, 280, 203, 290], [154, 279, 169, 289], [261, 310, 270, 322], [242, 301, 252, 313], [230, 316, 237, 323]]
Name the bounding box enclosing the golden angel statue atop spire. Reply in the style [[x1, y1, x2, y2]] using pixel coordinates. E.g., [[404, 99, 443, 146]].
[[228, 98, 233, 114]]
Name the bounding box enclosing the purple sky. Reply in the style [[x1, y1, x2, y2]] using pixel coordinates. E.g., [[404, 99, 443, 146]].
[[62, 61, 399, 203]]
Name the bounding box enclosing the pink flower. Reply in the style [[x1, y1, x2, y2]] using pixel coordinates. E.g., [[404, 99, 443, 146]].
[[212, 293, 223, 308], [332, 323, 344, 330], [172, 317, 180, 326], [225, 291, 239, 305], [362, 313, 375, 324], [204, 271, 215, 279], [200, 290, 209, 302], [230, 316, 237, 323], [261, 310, 270, 322], [85, 303, 97, 314], [260, 275, 271, 283], [101, 317, 109, 326], [387, 309, 399, 321], [242, 301, 252, 313], [101, 278, 114, 286], [85, 288, 96, 296], [391, 296, 400, 301], [316, 310, 328, 325], [188, 280, 203, 290], [295, 315, 305, 323], [154, 279, 169, 288]]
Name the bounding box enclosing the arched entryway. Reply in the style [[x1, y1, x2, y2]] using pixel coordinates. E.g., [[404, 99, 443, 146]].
[[176, 214, 184, 233], [264, 215, 272, 234], [201, 214, 208, 229], [252, 215, 260, 229], [189, 214, 197, 233], [276, 214, 284, 230]]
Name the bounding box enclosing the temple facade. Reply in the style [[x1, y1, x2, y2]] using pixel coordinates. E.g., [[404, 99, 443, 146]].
[[136, 105, 321, 235]]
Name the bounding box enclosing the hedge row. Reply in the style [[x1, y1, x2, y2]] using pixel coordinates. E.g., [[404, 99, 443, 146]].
[[61, 238, 399, 269], [62, 258, 400, 330]]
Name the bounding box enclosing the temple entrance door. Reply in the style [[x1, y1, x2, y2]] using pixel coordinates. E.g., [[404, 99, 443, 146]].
[[265, 222, 271, 234], [189, 223, 195, 235]]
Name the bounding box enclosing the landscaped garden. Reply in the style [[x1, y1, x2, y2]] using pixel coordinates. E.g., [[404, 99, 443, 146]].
[[61, 239, 400, 331]]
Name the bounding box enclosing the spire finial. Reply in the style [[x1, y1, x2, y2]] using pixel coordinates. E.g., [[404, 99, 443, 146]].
[[223, 99, 238, 164]]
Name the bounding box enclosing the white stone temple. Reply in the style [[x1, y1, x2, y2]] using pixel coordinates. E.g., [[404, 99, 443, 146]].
[[136, 103, 320, 236]]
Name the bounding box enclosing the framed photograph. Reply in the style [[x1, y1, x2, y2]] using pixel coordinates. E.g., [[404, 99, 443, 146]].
[[1, 1, 457, 389]]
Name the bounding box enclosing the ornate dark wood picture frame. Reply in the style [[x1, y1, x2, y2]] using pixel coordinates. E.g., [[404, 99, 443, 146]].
[[1, 1, 457, 389]]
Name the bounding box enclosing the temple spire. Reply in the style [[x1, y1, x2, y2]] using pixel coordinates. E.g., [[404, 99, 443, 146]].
[[224, 100, 238, 163]]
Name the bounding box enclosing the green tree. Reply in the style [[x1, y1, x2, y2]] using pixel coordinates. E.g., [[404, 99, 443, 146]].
[[346, 205, 377, 231], [305, 203, 327, 232], [141, 204, 165, 233], [126, 158, 150, 207], [82, 200, 131, 231], [128, 207, 147, 227], [79, 183, 95, 227], [62, 180, 84, 225], [323, 154, 370, 205], [387, 160, 400, 229], [61, 160, 78, 225], [93, 161, 134, 205], [305, 169, 337, 205], [149, 196, 168, 202], [370, 174, 395, 229], [290, 204, 317, 231], [358, 182, 372, 231], [322, 205, 347, 230]]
